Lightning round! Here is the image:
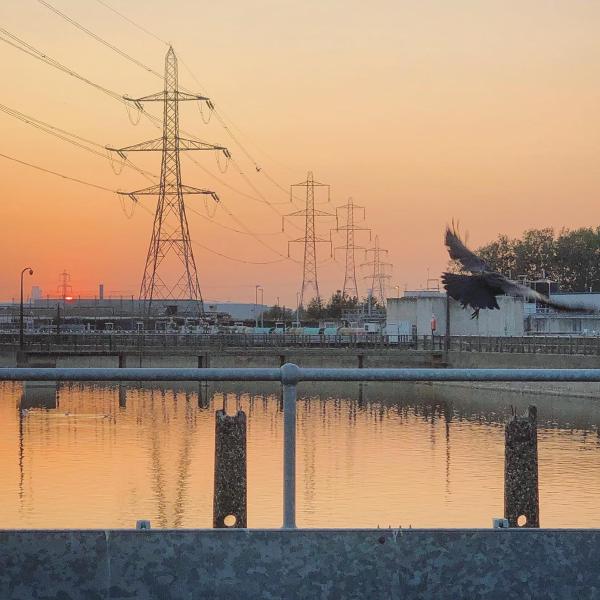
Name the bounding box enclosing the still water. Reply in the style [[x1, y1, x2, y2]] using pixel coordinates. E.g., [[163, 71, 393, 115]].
[[1, 380, 600, 529]]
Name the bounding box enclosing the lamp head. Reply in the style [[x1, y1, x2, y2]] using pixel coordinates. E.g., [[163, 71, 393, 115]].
[[28, 269, 33, 276]]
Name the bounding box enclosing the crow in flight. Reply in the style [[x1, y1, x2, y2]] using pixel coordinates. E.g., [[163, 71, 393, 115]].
[[441, 225, 587, 318]]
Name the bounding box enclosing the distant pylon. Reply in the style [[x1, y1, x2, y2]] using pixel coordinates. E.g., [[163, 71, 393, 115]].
[[108, 47, 230, 317], [333, 197, 370, 299], [285, 172, 334, 308], [57, 270, 72, 300], [362, 236, 392, 305]]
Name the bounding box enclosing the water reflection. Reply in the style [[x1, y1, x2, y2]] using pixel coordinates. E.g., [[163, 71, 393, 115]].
[[1, 380, 600, 529]]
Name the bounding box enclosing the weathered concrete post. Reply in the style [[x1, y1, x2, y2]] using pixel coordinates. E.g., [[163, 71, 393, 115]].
[[118, 353, 127, 407], [504, 405, 539, 528], [279, 355, 286, 367], [118, 385, 126, 408], [198, 354, 210, 409], [444, 292, 450, 353], [213, 410, 247, 528]]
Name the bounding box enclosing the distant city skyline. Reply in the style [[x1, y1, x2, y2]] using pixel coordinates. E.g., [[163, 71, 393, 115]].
[[1, 1, 599, 304]]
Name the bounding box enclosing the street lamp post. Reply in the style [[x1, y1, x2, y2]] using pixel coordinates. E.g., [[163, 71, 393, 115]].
[[254, 284, 261, 328], [259, 287, 264, 328], [19, 267, 33, 350]]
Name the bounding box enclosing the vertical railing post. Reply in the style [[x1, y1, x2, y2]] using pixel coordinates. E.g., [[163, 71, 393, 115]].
[[280, 362, 299, 529]]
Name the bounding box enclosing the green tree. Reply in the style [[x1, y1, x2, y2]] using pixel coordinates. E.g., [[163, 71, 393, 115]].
[[261, 305, 293, 322], [513, 228, 556, 280], [478, 234, 516, 276], [475, 226, 600, 292], [325, 290, 359, 319], [554, 227, 600, 292], [304, 297, 325, 320]]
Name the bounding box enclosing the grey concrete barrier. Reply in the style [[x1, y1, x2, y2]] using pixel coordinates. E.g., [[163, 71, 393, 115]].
[[0, 529, 599, 599]]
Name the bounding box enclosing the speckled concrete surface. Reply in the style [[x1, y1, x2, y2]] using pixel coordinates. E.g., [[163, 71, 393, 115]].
[[1, 529, 599, 599]]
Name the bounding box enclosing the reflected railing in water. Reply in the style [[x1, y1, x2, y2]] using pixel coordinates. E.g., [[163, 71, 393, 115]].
[[2, 367, 600, 529]]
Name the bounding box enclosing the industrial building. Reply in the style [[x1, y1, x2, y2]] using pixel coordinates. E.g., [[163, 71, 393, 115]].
[[525, 292, 600, 335], [0, 298, 268, 333], [386, 290, 525, 338]]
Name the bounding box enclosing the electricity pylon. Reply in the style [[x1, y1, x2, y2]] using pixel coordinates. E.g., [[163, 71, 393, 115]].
[[333, 197, 370, 299], [108, 47, 229, 317], [57, 270, 72, 300], [285, 172, 333, 308], [362, 236, 392, 306]]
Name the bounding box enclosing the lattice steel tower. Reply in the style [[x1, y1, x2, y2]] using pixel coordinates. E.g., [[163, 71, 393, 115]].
[[333, 197, 370, 299], [109, 47, 229, 316], [285, 172, 333, 308], [362, 236, 392, 305], [57, 270, 72, 300]]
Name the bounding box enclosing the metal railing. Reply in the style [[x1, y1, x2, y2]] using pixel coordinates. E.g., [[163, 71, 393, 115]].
[[0, 332, 407, 351], [3, 364, 600, 528], [3, 332, 600, 354]]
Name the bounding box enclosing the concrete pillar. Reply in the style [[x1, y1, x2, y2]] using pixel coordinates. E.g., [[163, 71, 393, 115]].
[[198, 354, 209, 409], [213, 410, 247, 528], [504, 405, 539, 528], [279, 355, 286, 367], [118, 353, 126, 368], [117, 385, 126, 408], [358, 355, 364, 369], [444, 293, 450, 353]]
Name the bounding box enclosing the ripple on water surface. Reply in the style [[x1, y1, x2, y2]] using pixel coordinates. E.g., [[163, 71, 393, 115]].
[[1, 380, 600, 528]]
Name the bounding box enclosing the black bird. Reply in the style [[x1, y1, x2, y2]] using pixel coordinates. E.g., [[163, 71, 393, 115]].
[[441, 224, 586, 318]]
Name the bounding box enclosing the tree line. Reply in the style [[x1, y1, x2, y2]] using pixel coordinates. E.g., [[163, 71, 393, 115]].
[[476, 227, 600, 292], [260, 290, 382, 323]]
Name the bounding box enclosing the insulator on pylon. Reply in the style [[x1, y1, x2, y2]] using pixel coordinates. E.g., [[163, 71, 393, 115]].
[[124, 100, 142, 126], [106, 148, 125, 176]]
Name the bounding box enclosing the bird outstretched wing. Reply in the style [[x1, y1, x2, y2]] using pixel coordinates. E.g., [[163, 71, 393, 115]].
[[445, 224, 488, 273], [498, 279, 589, 313]]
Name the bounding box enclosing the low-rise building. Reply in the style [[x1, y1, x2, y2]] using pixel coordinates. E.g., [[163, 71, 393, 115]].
[[386, 290, 525, 338], [526, 292, 600, 335]]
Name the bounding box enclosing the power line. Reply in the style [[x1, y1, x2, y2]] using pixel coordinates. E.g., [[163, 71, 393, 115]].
[[93, 0, 169, 46], [0, 100, 292, 254], [36, 0, 163, 78], [0, 150, 115, 192], [0, 149, 288, 265], [58, 0, 306, 205], [133, 200, 290, 265], [0, 22, 309, 262], [0, 28, 123, 103], [0, 102, 157, 182], [0, 26, 302, 229]]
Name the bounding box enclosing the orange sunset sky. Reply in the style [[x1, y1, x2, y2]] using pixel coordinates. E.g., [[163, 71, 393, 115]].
[[1, 0, 599, 305]]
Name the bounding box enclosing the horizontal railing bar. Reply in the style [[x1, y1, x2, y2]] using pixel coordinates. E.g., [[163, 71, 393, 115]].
[[298, 368, 600, 382], [0, 368, 282, 382], [2, 366, 600, 382]]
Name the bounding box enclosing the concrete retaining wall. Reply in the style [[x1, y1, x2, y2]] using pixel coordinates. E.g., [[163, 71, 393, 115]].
[[0, 529, 598, 599]]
